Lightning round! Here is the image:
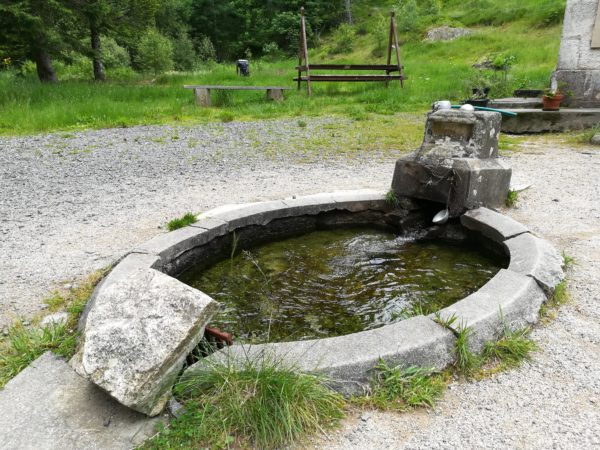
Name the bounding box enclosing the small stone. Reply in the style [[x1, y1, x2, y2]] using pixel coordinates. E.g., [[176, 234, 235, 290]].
[[40, 312, 69, 327], [590, 134, 600, 145]]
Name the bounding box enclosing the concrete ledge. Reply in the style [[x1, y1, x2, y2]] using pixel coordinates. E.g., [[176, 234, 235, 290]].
[[0, 352, 164, 450], [461, 207, 529, 244], [433, 269, 546, 353], [500, 108, 600, 134], [185, 316, 455, 396], [504, 233, 565, 295]]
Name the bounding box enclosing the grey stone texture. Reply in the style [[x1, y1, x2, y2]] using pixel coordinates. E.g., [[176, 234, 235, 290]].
[[434, 269, 547, 353], [425, 26, 473, 42], [504, 233, 566, 295], [419, 110, 502, 160], [554, 0, 600, 106], [185, 316, 456, 396], [591, 133, 600, 144], [500, 108, 600, 133], [392, 156, 511, 217], [72, 256, 218, 416], [488, 98, 543, 109], [0, 352, 163, 450], [461, 207, 528, 244], [392, 110, 510, 217]]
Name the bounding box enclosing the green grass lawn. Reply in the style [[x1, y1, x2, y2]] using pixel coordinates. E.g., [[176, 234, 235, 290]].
[[0, 16, 561, 136]]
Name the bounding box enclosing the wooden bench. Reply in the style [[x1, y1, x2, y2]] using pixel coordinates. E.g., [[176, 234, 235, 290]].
[[183, 85, 291, 106]]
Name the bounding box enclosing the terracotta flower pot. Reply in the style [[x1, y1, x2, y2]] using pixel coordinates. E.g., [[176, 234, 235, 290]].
[[542, 93, 564, 111]]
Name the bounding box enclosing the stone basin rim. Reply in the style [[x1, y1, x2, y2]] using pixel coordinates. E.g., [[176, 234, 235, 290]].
[[75, 189, 566, 407]]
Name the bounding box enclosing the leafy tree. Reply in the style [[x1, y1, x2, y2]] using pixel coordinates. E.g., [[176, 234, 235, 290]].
[[68, 0, 159, 81], [172, 32, 197, 71], [0, 0, 76, 82], [136, 28, 173, 75]]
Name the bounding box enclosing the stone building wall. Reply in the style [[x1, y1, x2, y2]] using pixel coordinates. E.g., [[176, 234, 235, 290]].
[[554, 0, 600, 106]]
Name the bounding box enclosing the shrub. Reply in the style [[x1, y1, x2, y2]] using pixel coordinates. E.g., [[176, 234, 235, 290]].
[[329, 23, 355, 55], [136, 29, 174, 75], [172, 32, 197, 71], [196, 35, 216, 63], [101, 36, 131, 69]]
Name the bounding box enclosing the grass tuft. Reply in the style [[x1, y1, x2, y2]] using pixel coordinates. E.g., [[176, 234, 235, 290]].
[[0, 269, 106, 388], [144, 354, 345, 449], [385, 189, 400, 207], [353, 360, 447, 411], [483, 327, 537, 368], [562, 251, 575, 269], [166, 212, 197, 231], [505, 189, 519, 207]]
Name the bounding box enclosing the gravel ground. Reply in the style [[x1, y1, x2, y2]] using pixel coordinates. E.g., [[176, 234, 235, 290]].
[[0, 118, 396, 330], [1, 119, 599, 449]]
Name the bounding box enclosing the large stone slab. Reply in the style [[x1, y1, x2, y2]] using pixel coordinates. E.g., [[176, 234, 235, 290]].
[[72, 267, 218, 416], [0, 352, 163, 450], [434, 269, 546, 353], [184, 316, 455, 396], [461, 207, 528, 244], [500, 109, 600, 134], [504, 233, 565, 295]]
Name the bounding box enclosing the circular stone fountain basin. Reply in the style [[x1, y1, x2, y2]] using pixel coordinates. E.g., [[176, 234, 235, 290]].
[[180, 226, 505, 343], [75, 190, 565, 409]]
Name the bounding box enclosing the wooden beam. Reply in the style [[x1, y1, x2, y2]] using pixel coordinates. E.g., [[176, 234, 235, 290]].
[[294, 75, 406, 82], [295, 64, 402, 71]]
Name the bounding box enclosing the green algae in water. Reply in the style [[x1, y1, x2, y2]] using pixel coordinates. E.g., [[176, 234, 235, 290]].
[[180, 227, 505, 343]]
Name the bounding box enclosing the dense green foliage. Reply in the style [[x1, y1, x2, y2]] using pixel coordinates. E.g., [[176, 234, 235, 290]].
[[143, 356, 345, 449]]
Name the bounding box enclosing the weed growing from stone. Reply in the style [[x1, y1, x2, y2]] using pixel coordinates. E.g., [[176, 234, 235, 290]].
[[297, 120, 307, 128], [483, 327, 537, 369], [562, 251, 575, 269], [434, 313, 481, 376], [353, 361, 447, 411], [144, 355, 345, 449], [0, 269, 107, 388], [505, 189, 519, 207], [385, 189, 400, 207], [166, 212, 197, 231]]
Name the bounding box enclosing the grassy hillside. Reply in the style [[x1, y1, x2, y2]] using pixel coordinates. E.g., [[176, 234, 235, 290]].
[[0, 0, 565, 135]]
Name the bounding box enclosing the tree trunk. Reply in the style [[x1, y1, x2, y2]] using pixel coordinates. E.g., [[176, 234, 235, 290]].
[[90, 25, 106, 81], [34, 49, 57, 83], [344, 0, 353, 24]]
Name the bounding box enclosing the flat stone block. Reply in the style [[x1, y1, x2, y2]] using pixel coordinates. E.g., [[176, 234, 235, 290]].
[[201, 200, 289, 230], [281, 193, 338, 215], [504, 233, 565, 295], [488, 98, 542, 109], [185, 316, 455, 396], [434, 269, 546, 353], [501, 108, 600, 133], [0, 352, 163, 450], [72, 268, 218, 416], [461, 207, 528, 244], [330, 189, 389, 212]]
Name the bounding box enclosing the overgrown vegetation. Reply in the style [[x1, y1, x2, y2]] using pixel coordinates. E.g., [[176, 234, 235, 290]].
[[166, 212, 197, 231], [0, 0, 565, 135], [353, 361, 447, 411], [143, 355, 345, 449], [506, 189, 519, 207], [0, 269, 107, 388], [483, 327, 537, 368]]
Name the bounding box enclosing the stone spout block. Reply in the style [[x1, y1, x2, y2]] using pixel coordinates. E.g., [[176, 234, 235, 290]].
[[72, 253, 219, 416], [419, 110, 502, 160], [391, 157, 511, 216]]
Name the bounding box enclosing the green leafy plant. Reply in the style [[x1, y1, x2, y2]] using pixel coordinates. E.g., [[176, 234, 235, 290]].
[[385, 190, 400, 207], [144, 355, 345, 449], [136, 28, 174, 76], [562, 252, 575, 269], [506, 189, 519, 207], [166, 212, 197, 231], [483, 327, 537, 368], [354, 360, 446, 411], [434, 313, 480, 375]]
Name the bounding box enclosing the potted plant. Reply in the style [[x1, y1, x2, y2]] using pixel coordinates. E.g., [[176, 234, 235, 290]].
[[542, 88, 565, 111]]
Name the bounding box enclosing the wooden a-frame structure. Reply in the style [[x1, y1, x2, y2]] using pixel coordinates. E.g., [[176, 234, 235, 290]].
[[295, 7, 406, 96]]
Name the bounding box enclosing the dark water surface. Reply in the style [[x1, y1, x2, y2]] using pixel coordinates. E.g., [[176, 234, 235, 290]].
[[180, 227, 505, 343]]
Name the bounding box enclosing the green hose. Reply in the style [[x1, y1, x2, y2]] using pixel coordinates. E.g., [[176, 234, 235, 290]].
[[451, 105, 518, 117]]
